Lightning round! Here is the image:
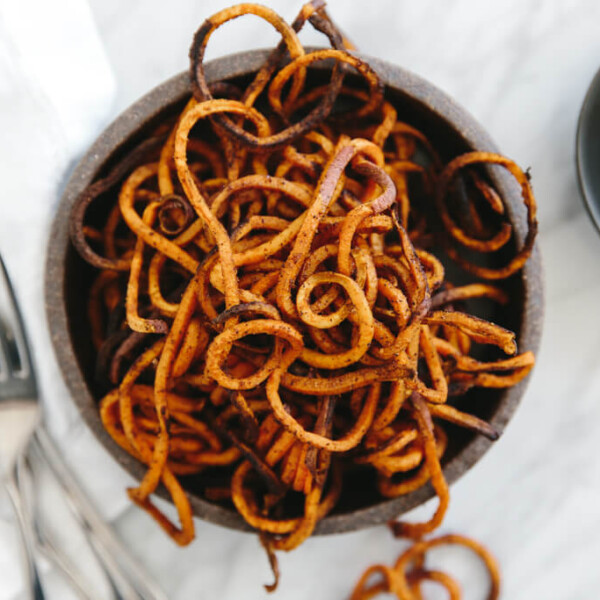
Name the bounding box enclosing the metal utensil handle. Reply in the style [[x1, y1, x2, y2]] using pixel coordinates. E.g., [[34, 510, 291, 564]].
[[5, 470, 45, 600], [23, 448, 128, 600], [84, 525, 139, 600], [18, 453, 104, 600], [36, 522, 108, 600], [34, 428, 169, 600]]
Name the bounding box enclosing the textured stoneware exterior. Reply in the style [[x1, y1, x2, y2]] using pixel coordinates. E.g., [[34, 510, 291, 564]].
[[45, 49, 544, 535]]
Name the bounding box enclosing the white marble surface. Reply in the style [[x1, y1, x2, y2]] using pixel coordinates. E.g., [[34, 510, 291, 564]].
[[1, 0, 600, 598]]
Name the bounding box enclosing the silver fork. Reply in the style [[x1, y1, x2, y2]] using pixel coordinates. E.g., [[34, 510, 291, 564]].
[[0, 255, 45, 599]]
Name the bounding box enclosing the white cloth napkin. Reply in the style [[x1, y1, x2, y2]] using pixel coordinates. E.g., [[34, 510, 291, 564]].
[[0, 1, 136, 598]]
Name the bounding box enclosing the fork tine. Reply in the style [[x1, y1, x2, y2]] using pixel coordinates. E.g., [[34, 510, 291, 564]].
[[0, 319, 9, 379], [0, 256, 14, 378], [0, 254, 36, 395]]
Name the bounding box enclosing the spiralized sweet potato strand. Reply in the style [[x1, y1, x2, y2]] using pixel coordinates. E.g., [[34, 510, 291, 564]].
[[71, 1, 538, 595]]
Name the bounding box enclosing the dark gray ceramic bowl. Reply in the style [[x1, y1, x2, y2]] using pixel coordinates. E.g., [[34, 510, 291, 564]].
[[577, 66, 600, 233], [45, 49, 543, 535]]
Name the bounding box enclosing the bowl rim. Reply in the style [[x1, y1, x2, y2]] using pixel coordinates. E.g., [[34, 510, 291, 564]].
[[45, 48, 544, 535]]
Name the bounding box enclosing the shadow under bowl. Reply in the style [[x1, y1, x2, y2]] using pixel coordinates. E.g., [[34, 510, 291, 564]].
[[45, 49, 544, 535]]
